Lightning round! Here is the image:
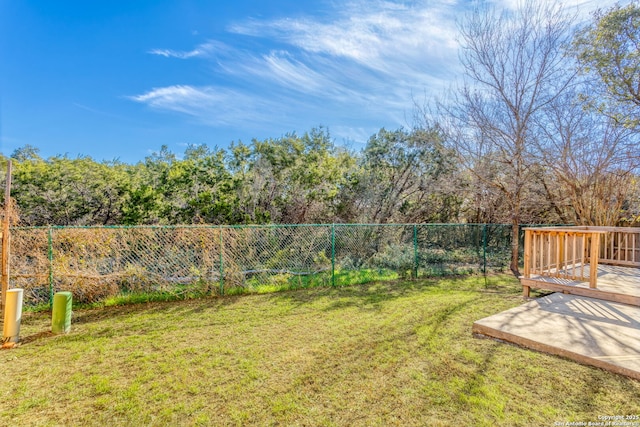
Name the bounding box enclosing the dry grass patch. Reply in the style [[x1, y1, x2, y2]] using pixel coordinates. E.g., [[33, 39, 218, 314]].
[[1, 275, 639, 426]]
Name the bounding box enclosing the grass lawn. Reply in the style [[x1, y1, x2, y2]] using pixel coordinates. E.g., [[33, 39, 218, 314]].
[[1, 275, 639, 426]]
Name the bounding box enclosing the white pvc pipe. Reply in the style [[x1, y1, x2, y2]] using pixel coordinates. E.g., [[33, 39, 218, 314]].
[[3, 288, 23, 343]]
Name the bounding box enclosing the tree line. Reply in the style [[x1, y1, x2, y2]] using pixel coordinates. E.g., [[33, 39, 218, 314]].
[[1, 1, 639, 274], [2, 126, 465, 226]]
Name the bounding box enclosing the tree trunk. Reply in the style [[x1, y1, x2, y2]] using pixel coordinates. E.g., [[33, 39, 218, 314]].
[[510, 219, 520, 277]]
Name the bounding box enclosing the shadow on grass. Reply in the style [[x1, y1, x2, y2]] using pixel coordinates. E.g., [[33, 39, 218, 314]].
[[423, 296, 483, 342], [457, 341, 500, 413], [258, 279, 427, 313], [19, 274, 520, 332], [19, 330, 55, 345], [271, 274, 518, 311], [69, 295, 235, 326]]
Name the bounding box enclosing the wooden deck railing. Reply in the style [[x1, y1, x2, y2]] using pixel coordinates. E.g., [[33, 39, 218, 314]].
[[523, 226, 640, 290], [595, 227, 640, 268], [523, 227, 603, 289]]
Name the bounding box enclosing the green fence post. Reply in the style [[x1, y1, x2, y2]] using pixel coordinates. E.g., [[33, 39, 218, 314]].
[[48, 227, 54, 307], [482, 224, 487, 275], [331, 224, 336, 287], [219, 226, 224, 296], [413, 224, 418, 279]]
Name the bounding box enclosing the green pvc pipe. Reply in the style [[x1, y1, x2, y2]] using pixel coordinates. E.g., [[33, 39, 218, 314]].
[[51, 291, 72, 334]]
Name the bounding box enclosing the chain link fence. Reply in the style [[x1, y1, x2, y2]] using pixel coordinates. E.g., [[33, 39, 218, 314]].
[[8, 223, 517, 306]]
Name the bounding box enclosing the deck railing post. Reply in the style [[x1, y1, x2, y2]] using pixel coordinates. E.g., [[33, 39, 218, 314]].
[[532, 231, 537, 275], [523, 229, 531, 278], [558, 231, 567, 276], [553, 232, 561, 277], [589, 232, 600, 289], [522, 228, 531, 297]]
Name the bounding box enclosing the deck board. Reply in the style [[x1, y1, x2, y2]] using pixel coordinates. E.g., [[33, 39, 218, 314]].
[[521, 264, 640, 306], [473, 293, 640, 380]]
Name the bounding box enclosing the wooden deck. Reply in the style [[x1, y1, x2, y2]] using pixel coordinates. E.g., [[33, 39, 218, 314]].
[[521, 264, 640, 307], [476, 226, 640, 380], [521, 226, 640, 307]]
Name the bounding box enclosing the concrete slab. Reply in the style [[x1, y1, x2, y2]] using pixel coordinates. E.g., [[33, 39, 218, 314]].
[[473, 293, 640, 380]]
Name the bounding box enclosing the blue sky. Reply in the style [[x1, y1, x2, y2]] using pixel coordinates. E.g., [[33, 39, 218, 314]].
[[0, 0, 617, 164]]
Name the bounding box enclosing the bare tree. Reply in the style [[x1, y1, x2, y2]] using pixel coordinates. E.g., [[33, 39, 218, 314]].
[[536, 87, 640, 226], [442, 1, 575, 275]]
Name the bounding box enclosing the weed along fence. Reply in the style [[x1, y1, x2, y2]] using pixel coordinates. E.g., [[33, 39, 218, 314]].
[[8, 223, 516, 307]]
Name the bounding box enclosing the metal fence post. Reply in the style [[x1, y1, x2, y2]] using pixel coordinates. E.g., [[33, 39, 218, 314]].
[[331, 224, 335, 287], [8, 223, 522, 306], [219, 225, 224, 296], [48, 226, 54, 307], [413, 224, 418, 279], [482, 223, 487, 275]]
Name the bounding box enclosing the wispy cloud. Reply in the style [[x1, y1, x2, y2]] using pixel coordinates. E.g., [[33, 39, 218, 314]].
[[229, 0, 459, 74], [222, 0, 460, 134], [131, 0, 617, 144], [148, 41, 224, 59], [493, 0, 624, 21], [131, 85, 216, 113], [331, 125, 378, 145], [129, 85, 288, 127]]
